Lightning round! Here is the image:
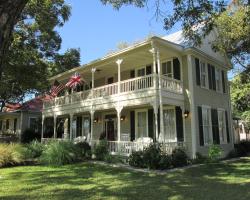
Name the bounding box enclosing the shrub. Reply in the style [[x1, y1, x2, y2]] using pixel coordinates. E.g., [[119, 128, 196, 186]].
[[40, 140, 80, 166], [21, 128, 40, 144], [143, 143, 162, 169], [25, 140, 44, 159], [172, 148, 188, 167], [128, 150, 146, 168], [158, 154, 172, 170], [208, 144, 222, 162], [93, 140, 109, 161], [104, 154, 126, 164], [0, 143, 26, 167], [75, 141, 91, 159]]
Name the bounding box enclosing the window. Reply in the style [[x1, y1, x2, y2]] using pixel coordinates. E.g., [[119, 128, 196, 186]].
[[202, 107, 212, 145], [218, 109, 227, 144], [0, 120, 2, 131], [83, 117, 90, 137], [162, 108, 176, 142], [137, 68, 145, 77], [6, 119, 9, 130], [216, 68, 222, 92], [29, 118, 38, 132], [162, 61, 172, 78], [200, 61, 208, 88], [136, 110, 148, 138]]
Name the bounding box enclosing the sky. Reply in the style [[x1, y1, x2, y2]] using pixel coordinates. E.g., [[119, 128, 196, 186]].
[[58, 0, 180, 65]]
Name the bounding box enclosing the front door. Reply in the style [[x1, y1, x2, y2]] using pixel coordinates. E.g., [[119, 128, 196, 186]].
[[106, 120, 115, 141]]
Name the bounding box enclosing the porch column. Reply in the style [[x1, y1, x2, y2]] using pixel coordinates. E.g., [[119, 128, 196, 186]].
[[152, 104, 159, 141], [69, 113, 73, 140], [91, 68, 96, 97], [181, 105, 186, 143], [116, 59, 123, 94], [41, 115, 45, 139], [116, 106, 123, 142], [149, 46, 157, 89], [156, 49, 165, 139], [90, 110, 95, 143], [53, 115, 57, 138]]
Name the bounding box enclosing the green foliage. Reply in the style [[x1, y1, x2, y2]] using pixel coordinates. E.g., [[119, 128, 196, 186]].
[[40, 140, 80, 166], [25, 140, 45, 159], [128, 150, 146, 168], [143, 143, 162, 169], [171, 148, 188, 167], [74, 141, 91, 159], [208, 145, 222, 162], [104, 154, 126, 164], [158, 154, 172, 170], [0, 143, 26, 167], [93, 140, 109, 161], [21, 128, 40, 144]]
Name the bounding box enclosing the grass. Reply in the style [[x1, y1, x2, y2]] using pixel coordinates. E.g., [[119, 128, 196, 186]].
[[0, 158, 250, 200]]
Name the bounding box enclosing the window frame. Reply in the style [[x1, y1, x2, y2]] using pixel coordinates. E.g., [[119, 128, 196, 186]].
[[161, 59, 173, 78], [217, 108, 227, 144], [135, 109, 148, 139], [199, 60, 208, 89], [201, 105, 213, 146]]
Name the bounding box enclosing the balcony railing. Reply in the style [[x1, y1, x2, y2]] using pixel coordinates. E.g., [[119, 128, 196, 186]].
[[43, 74, 183, 109]]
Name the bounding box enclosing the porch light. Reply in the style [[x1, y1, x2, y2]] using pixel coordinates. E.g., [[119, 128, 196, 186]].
[[120, 116, 125, 121], [184, 110, 189, 118], [93, 117, 98, 123]]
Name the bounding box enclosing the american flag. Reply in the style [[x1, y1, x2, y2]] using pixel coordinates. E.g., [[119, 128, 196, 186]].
[[65, 72, 83, 88], [50, 80, 65, 97]]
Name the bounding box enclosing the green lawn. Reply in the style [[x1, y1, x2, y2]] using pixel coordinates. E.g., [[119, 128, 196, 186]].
[[0, 158, 250, 200]]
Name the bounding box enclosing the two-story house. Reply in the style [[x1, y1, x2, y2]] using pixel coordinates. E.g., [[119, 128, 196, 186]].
[[42, 30, 234, 158]]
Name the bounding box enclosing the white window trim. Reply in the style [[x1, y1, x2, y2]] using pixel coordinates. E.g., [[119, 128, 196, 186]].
[[199, 60, 209, 89], [217, 108, 227, 144], [201, 105, 213, 146], [135, 109, 148, 139], [163, 106, 177, 142], [161, 59, 173, 78]]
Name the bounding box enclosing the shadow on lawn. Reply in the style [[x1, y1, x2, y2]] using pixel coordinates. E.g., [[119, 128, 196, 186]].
[[1, 158, 250, 200]]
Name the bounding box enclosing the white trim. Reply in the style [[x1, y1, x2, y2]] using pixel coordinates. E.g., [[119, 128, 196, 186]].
[[135, 109, 148, 139]]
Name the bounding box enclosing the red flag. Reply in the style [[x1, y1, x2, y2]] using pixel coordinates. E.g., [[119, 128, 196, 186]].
[[50, 80, 65, 97], [65, 72, 84, 88]]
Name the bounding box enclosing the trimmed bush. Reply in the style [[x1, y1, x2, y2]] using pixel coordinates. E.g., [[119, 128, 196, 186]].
[[172, 148, 188, 167], [128, 150, 146, 168], [143, 143, 162, 169], [40, 140, 80, 166], [93, 140, 109, 161], [159, 154, 172, 170], [25, 140, 45, 159], [75, 141, 91, 159], [208, 145, 222, 162], [21, 128, 40, 144], [0, 143, 26, 167]]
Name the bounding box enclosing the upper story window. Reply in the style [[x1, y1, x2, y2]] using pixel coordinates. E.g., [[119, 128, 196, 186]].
[[162, 60, 173, 78], [215, 69, 222, 92], [200, 61, 208, 88], [137, 67, 145, 77]]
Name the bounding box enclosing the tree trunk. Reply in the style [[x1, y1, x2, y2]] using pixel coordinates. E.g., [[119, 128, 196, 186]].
[[0, 0, 28, 81]]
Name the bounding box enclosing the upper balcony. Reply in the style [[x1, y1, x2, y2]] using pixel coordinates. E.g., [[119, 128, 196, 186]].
[[43, 74, 183, 111]]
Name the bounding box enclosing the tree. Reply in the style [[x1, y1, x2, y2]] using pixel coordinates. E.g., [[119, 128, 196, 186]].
[[0, 0, 72, 107], [101, 0, 250, 69], [231, 69, 250, 127]]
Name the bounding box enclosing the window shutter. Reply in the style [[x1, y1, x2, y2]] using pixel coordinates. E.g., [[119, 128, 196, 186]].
[[211, 109, 220, 144], [130, 111, 135, 141], [211, 65, 216, 90], [225, 110, 230, 143], [148, 109, 154, 140], [198, 106, 204, 146], [130, 70, 135, 78], [195, 58, 201, 86], [173, 58, 181, 80], [208, 64, 212, 89], [175, 106, 184, 142], [221, 70, 226, 93], [146, 65, 152, 75]]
